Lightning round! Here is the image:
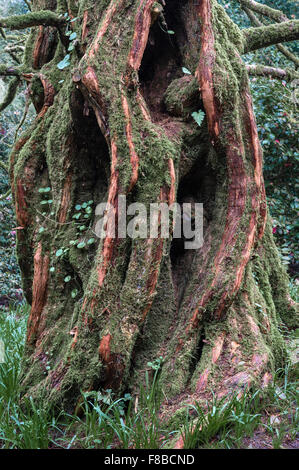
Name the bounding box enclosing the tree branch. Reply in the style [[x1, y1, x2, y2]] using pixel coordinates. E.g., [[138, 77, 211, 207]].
[[0, 11, 65, 31], [0, 76, 20, 113], [243, 20, 299, 53], [238, 0, 288, 23], [246, 64, 299, 81], [242, 7, 299, 68], [0, 65, 21, 77]]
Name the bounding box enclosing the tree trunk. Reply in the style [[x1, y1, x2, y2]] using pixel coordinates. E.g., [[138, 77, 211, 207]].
[[9, 0, 296, 419]]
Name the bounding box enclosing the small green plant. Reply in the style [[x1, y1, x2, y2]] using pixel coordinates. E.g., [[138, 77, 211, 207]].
[[57, 13, 78, 70], [191, 110, 205, 128], [70, 200, 95, 250]]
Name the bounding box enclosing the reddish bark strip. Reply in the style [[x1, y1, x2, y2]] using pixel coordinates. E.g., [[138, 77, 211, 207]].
[[58, 173, 72, 223], [121, 92, 139, 192], [27, 243, 49, 344], [81, 66, 109, 139], [186, 0, 267, 328], [10, 136, 29, 183], [98, 334, 112, 363], [244, 91, 267, 240], [89, 0, 124, 59], [128, 0, 155, 71], [33, 26, 44, 69], [167, 158, 176, 206], [15, 179, 29, 227], [136, 88, 151, 121], [38, 74, 55, 118], [195, 0, 219, 143], [98, 139, 119, 287], [81, 10, 89, 43]]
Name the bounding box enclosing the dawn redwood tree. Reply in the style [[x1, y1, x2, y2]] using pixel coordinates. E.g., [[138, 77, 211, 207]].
[[0, 0, 298, 426]]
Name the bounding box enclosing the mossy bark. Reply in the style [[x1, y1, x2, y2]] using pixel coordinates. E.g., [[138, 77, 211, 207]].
[[8, 0, 297, 432]]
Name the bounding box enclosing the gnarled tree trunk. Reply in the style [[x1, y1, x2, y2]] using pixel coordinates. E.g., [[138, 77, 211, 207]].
[[4, 0, 297, 422]]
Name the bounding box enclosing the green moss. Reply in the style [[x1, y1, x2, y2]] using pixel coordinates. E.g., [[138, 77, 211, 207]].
[[0, 11, 65, 31], [0, 76, 19, 112]]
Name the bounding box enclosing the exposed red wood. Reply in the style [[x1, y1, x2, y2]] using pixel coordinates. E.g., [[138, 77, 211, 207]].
[[58, 173, 72, 223], [38, 74, 55, 117], [33, 26, 44, 69], [9, 136, 30, 196], [136, 88, 152, 121], [98, 138, 119, 287], [27, 243, 49, 344], [167, 158, 176, 206], [212, 332, 225, 363], [15, 179, 29, 228], [195, 0, 219, 143], [121, 92, 139, 192], [98, 333, 112, 363], [89, 1, 124, 59], [81, 66, 109, 139], [128, 0, 155, 72], [196, 367, 210, 393], [244, 91, 267, 240], [81, 10, 89, 43], [185, 0, 268, 328]]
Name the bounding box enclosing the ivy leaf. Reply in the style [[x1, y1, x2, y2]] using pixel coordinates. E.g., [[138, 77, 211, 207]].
[[38, 227, 45, 234], [55, 248, 64, 257], [64, 275, 71, 283], [71, 289, 78, 298], [69, 32, 77, 41], [191, 110, 205, 128], [77, 241, 86, 249], [167, 30, 175, 35], [57, 54, 71, 70], [182, 67, 191, 75]]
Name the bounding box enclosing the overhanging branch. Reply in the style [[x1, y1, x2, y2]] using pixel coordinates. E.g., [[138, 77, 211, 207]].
[[0, 76, 20, 113], [238, 0, 288, 23], [243, 7, 299, 68], [0, 11, 65, 31], [246, 64, 299, 82], [0, 64, 21, 77], [243, 20, 299, 53]]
